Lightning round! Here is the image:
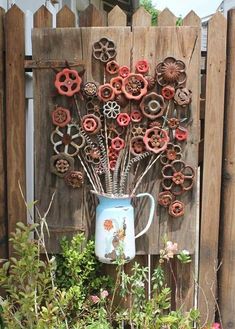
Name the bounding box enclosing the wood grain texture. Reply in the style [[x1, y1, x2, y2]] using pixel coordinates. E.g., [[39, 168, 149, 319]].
[[132, 25, 200, 307], [79, 4, 104, 27], [56, 5, 76, 28], [199, 12, 227, 325], [108, 5, 127, 26], [32, 27, 131, 252], [132, 7, 151, 26], [0, 7, 7, 260], [183, 11, 201, 27], [34, 5, 52, 28], [5, 5, 26, 255], [158, 8, 177, 26], [219, 9, 235, 329]]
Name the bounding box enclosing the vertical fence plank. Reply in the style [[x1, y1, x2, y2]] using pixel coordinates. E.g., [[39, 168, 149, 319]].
[[34, 5, 53, 28], [199, 12, 227, 325], [56, 5, 76, 28], [132, 7, 151, 26], [183, 10, 201, 27], [5, 5, 26, 255], [79, 4, 104, 27], [0, 7, 7, 260], [108, 5, 127, 26], [219, 9, 235, 329], [158, 8, 177, 26]]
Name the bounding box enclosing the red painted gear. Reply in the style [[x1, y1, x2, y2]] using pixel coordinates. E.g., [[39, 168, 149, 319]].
[[119, 66, 130, 78], [51, 107, 71, 127], [143, 127, 169, 154], [117, 113, 131, 127], [122, 74, 148, 101], [130, 109, 143, 122], [158, 191, 175, 208], [82, 114, 101, 134], [130, 136, 146, 156], [55, 68, 82, 97], [169, 200, 185, 218], [110, 77, 123, 95], [109, 159, 117, 171], [98, 83, 115, 102], [175, 127, 188, 141], [162, 85, 175, 100], [108, 146, 119, 160], [111, 137, 125, 151], [106, 60, 119, 74], [135, 59, 149, 74]]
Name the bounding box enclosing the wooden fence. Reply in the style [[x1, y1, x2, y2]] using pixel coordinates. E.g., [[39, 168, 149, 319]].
[[0, 3, 234, 327]]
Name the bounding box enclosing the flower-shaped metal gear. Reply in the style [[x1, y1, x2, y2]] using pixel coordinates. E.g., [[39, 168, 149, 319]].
[[86, 98, 102, 117], [130, 109, 143, 123], [103, 101, 120, 119], [140, 92, 165, 120], [55, 68, 82, 97], [109, 159, 117, 171], [117, 113, 130, 127], [145, 75, 156, 90], [50, 153, 74, 178], [162, 85, 175, 100], [64, 171, 84, 188], [174, 87, 192, 107], [51, 106, 71, 127], [84, 145, 101, 164], [110, 77, 123, 95], [161, 160, 195, 195], [92, 37, 117, 63], [160, 143, 182, 165], [135, 59, 149, 74], [130, 136, 146, 156], [111, 136, 125, 151], [143, 127, 169, 154], [175, 127, 188, 142], [119, 66, 130, 78], [50, 124, 85, 157], [98, 84, 115, 102], [131, 124, 146, 137], [82, 114, 101, 134], [83, 82, 98, 97], [122, 74, 148, 101], [106, 60, 119, 74], [156, 57, 187, 87], [169, 200, 185, 218], [158, 191, 175, 208], [167, 118, 180, 130]]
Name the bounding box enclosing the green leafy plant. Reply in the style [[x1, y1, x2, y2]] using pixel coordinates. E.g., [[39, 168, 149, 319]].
[[140, 0, 158, 25]]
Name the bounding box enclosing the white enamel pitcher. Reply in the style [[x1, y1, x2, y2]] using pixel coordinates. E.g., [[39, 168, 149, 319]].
[[92, 192, 155, 264]]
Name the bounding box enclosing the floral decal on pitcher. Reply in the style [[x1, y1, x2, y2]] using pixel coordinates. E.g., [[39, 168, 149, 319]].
[[104, 218, 127, 261]]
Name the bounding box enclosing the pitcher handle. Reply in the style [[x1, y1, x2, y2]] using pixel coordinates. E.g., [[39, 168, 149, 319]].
[[135, 192, 155, 239]]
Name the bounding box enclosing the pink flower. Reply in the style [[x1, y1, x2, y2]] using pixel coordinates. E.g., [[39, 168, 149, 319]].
[[212, 323, 220, 329], [165, 241, 178, 259], [101, 290, 109, 298], [90, 295, 100, 304]]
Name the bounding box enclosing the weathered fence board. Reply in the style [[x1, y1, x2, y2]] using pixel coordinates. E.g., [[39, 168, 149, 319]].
[[219, 9, 235, 329], [5, 5, 26, 255], [56, 5, 76, 28], [132, 7, 151, 26], [108, 5, 127, 26], [0, 7, 7, 260], [158, 8, 177, 26], [32, 26, 132, 252], [79, 4, 105, 27], [34, 5, 53, 28], [199, 12, 227, 325]]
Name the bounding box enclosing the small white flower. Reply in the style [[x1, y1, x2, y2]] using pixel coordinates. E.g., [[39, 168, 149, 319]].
[[103, 101, 120, 119], [181, 249, 189, 255]]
